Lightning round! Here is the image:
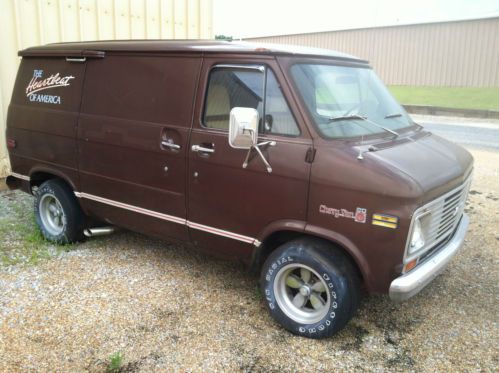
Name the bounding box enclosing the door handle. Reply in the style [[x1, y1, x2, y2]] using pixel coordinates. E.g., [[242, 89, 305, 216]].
[[191, 144, 215, 154], [161, 140, 181, 150]]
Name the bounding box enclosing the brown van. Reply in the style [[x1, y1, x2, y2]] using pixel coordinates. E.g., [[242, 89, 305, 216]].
[[5, 40, 473, 339]]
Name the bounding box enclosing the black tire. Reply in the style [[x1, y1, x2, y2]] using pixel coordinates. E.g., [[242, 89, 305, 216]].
[[260, 238, 361, 339], [34, 179, 85, 244]]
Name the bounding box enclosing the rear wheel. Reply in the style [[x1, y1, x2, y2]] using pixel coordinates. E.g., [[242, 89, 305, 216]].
[[34, 179, 85, 244], [261, 238, 360, 339]]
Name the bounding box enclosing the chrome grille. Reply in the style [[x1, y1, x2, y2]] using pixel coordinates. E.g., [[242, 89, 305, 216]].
[[405, 175, 472, 263]]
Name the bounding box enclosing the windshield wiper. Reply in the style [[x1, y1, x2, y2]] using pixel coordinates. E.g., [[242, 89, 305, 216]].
[[384, 113, 403, 119], [328, 114, 367, 122], [327, 114, 399, 137]]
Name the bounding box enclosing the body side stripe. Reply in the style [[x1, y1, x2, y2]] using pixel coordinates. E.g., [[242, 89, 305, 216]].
[[74, 191, 261, 246], [74, 192, 186, 225]]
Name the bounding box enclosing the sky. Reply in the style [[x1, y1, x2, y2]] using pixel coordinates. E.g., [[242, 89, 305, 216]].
[[213, 0, 499, 38]]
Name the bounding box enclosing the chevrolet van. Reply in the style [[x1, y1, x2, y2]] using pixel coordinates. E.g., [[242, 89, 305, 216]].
[[5, 41, 473, 338]]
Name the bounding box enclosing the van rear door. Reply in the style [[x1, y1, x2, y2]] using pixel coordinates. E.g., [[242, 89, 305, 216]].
[[77, 54, 201, 240], [7, 56, 87, 185], [187, 58, 312, 262]]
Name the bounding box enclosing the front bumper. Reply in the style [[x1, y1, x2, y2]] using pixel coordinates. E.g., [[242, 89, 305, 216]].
[[389, 213, 469, 301]]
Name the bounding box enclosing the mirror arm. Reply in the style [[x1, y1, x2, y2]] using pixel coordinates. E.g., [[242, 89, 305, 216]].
[[253, 144, 272, 173], [242, 140, 277, 173], [242, 150, 252, 170]]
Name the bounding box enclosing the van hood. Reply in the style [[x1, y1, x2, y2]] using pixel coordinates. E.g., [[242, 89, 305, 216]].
[[367, 131, 473, 201]]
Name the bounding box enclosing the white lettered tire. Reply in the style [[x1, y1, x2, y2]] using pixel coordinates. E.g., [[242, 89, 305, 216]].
[[260, 238, 361, 339]]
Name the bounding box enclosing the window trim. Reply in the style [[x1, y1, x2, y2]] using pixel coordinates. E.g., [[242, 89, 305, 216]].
[[201, 63, 301, 138], [201, 63, 265, 132], [213, 64, 265, 72], [262, 67, 301, 138]]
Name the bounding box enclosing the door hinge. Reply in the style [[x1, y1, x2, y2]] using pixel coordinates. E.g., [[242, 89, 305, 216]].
[[305, 147, 316, 163]]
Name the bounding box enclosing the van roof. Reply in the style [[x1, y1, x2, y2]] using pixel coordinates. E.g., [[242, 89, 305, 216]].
[[19, 40, 368, 63]]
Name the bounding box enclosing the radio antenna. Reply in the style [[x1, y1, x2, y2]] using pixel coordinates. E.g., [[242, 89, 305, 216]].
[[357, 0, 380, 162], [357, 134, 364, 160]]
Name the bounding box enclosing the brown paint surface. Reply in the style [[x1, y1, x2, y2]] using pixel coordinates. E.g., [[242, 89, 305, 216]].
[[7, 41, 473, 293]]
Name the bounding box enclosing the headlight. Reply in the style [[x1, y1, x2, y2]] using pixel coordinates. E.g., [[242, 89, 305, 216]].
[[408, 218, 425, 254]]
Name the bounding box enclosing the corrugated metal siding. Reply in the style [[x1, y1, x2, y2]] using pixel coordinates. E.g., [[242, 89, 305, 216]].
[[246, 17, 499, 88], [0, 0, 213, 177]]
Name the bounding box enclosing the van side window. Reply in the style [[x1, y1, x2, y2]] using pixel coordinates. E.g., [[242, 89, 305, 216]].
[[265, 71, 300, 136], [203, 67, 299, 136], [204, 68, 263, 130]]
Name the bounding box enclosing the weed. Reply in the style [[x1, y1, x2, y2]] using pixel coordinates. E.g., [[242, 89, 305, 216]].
[[107, 352, 124, 373], [254, 284, 262, 299]]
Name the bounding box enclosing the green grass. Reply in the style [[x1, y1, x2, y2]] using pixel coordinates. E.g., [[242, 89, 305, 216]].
[[253, 284, 262, 300], [107, 352, 124, 373], [388, 86, 499, 111], [0, 191, 73, 267]]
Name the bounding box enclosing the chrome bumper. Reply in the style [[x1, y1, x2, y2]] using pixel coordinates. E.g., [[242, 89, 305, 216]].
[[389, 214, 469, 302]]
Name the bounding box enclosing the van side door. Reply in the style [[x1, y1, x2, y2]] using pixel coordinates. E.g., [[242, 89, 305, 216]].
[[77, 55, 201, 240], [187, 58, 312, 262]]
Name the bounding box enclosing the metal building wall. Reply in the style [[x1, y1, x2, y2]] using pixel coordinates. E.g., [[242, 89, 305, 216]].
[[246, 17, 499, 88], [0, 0, 213, 177]]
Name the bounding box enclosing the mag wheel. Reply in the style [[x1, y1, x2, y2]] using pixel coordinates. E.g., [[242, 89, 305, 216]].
[[274, 263, 331, 325], [39, 193, 65, 236], [261, 238, 361, 339]]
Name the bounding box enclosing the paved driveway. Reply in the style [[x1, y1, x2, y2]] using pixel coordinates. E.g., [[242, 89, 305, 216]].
[[412, 114, 499, 151]]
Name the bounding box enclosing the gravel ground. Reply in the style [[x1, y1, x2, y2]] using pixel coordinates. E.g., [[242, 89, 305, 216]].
[[0, 148, 498, 372]]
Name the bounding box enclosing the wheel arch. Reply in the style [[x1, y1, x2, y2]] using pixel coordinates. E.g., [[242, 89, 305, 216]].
[[29, 166, 77, 194], [253, 223, 371, 292]]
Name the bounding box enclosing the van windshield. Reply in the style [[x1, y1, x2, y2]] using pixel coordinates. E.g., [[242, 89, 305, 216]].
[[290, 64, 414, 139]]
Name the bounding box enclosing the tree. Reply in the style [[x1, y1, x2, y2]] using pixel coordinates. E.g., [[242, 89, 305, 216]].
[[215, 34, 233, 41]]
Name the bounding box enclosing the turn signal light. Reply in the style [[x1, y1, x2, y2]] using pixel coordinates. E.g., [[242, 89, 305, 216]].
[[403, 259, 418, 273], [7, 138, 16, 149]]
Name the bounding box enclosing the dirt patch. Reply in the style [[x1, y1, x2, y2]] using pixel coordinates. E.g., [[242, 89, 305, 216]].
[[0, 148, 498, 371]]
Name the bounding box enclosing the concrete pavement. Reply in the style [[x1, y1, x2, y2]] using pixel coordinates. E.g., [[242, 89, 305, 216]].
[[411, 114, 499, 151]]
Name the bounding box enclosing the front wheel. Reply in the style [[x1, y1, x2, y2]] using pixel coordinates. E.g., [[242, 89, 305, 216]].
[[260, 238, 360, 339]]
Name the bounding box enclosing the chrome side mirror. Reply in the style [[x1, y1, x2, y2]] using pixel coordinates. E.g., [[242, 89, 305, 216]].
[[228, 107, 259, 149], [228, 107, 277, 173]]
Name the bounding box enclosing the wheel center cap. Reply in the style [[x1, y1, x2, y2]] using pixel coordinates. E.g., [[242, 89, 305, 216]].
[[299, 285, 311, 297]]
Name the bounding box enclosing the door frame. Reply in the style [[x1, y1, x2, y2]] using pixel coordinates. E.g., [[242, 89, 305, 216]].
[[185, 55, 314, 260]]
